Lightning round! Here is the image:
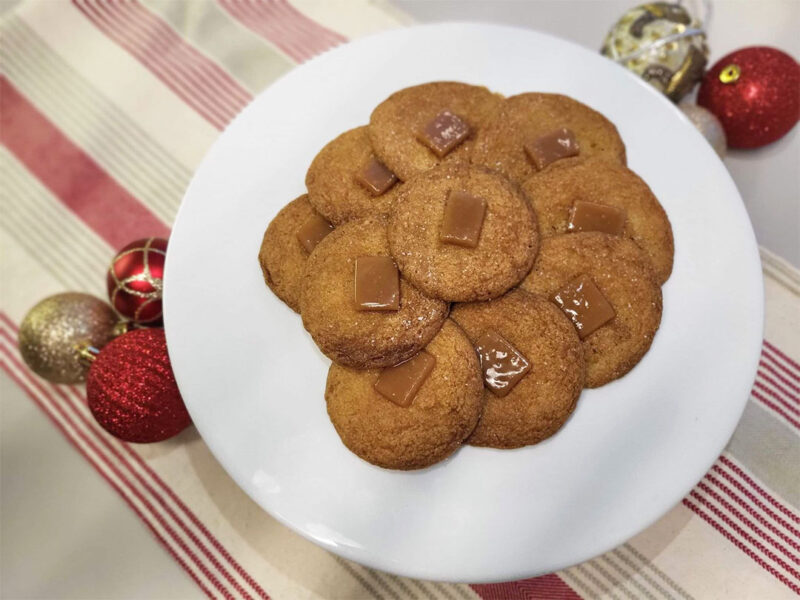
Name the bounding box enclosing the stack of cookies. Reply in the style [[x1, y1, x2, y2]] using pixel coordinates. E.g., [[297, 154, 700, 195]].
[[259, 82, 673, 470]]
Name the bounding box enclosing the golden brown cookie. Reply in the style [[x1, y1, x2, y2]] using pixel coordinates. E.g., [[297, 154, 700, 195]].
[[388, 164, 538, 302], [520, 233, 662, 387], [258, 195, 326, 313], [450, 289, 584, 448], [368, 82, 503, 181], [325, 320, 484, 470], [305, 126, 402, 226], [301, 215, 449, 369], [523, 157, 674, 284], [472, 93, 626, 184]]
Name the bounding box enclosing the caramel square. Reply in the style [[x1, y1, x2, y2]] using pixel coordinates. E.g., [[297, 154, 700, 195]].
[[568, 201, 626, 235], [440, 191, 487, 248], [552, 274, 615, 339], [355, 156, 397, 196], [416, 110, 471, 157], [374, 351, 436, 407], [524, 127, 580, 170], [474, 329, 531, 397], [296, 213, 334, 253], [354, 256, 400, 311]]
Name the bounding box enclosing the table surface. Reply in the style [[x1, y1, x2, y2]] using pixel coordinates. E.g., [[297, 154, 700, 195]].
[[1, 1, 798, 599]]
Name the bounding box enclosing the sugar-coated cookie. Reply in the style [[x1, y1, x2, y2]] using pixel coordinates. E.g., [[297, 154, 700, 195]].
[[388, 164, 538, 302], [520, 233, 662, 387], [368, 82, 503, 181], [301, 215, 449, 369], [326, 320, 484, 470], [472, 93, 626, 184], [522, 157, 673, 284]]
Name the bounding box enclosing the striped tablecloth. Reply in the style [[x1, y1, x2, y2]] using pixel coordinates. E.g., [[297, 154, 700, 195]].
[[1, 2, 798, 598]]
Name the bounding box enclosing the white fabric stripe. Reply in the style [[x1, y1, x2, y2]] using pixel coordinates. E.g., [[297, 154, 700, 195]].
[[560, 570, 598, 599], [1, 19, 188, 224], [596, 554, 660, 600], [0, 335, 225, 599], [17, 0, 217, 171], [571, 562, 623, 599], [584, 559, 638, 600], [287, 0, 410, 38], [1, 149, 110, 297], [756, 370, 800, 415], [751, 400, 799, 436], [615, 545, 692, 600]]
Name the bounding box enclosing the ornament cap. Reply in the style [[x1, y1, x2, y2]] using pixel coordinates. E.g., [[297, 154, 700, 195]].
[[76, 343, 101, 366], [719, 63, 741, 84]]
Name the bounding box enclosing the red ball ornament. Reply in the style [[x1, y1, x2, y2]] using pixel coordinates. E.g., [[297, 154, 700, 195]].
[[87, 328, 191, 443], [107, 237, 168, 325], [697, 46, 800, 148]]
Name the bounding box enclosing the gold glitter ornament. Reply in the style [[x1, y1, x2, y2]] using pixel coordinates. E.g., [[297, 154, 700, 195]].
[[601, 2, 709, 102], [18, 293, 121, 384]]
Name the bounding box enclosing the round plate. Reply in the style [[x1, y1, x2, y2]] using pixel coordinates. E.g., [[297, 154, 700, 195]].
[[164, 23, 763, 582]]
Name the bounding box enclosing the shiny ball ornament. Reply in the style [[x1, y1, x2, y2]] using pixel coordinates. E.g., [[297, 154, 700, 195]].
[[601, 2, 708, 101], [697, 46, 800, 148], [87, 328, 190, 443], [18, 293, 119, 383], [107, 237, 168, 325], [680, 104, 727, 157]]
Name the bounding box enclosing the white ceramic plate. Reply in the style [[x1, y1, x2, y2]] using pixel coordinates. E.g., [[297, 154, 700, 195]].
[[164, 23, 763, 582]]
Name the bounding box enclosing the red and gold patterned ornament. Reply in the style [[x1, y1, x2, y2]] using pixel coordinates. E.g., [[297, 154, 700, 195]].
[[107, 237, 168, 326], [698, 46, 800, 148], [86, 328, 191, 443]]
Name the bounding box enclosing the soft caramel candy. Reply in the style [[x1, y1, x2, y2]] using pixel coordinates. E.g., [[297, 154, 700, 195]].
[[374, 351, 436, 407], [296, 213, 334, 253], [524, 127, 580, 170], [354, 256, 400, 311], [552, 274, 615, 339], [474, 329, 531, 397], [416, 110, 471, 157], [355, 156, 397, 196], [440, 191, 487, 248], [568, 201, 626, 235]]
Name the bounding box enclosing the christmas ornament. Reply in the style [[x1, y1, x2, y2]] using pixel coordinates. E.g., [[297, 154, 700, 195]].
[[86, 328, 190, 443], [697, 46, 800, 148], [107, 237, 167, 325], [680, 103, 727, 157], [18, 293, 121, 384], [601, 2, 708, 101]]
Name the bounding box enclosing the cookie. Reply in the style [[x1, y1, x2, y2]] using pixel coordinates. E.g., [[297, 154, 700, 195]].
[[472, 93, 626, 184], [520, 233, 662, 387], [305, 126, 402, 226], [368, 82, 503, 181], [388, 164, 538, 302], [325, 320, 484, 470], [522, 158, 674, 284], [450, 289, 584, 448], [301, 215, 449, 369], [258, 195, 329, 312]]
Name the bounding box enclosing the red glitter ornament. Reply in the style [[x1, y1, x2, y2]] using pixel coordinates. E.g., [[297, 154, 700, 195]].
[[697, 46, 800, 149], [107, 237, 168, 325], [87, 328, 191, 443]]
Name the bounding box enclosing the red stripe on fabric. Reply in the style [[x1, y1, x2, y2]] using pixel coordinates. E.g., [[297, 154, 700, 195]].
[[0, 78, 169, 249], [0, 314, 269, 600], [471, 573, 582, 600], [683, 498, 800, 594], [704, 474, 800, 553], [764, 340, 800, 373], [754, 380, 800, 416], [751, 388, 800, 430], [719, 456, 800, 525], [760, 361, 800, 396], [0, 338, 227, 599]]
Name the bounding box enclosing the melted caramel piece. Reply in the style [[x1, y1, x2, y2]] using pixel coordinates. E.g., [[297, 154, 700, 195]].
[[568, 201, 626, 235], [474, 329, 531, 397], [440, 191, 487, 248], [552, 275, 615, 339], [355, 156, 397, 196], [354, 256, 400, 311], [416, 110, 471, 157], [374, 351, 436, 407], [524, 127, 580, 170], [296, 213, 334, 253]]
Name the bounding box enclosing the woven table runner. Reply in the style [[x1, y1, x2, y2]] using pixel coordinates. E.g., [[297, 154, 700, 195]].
[[1, 2, 798, 598]]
